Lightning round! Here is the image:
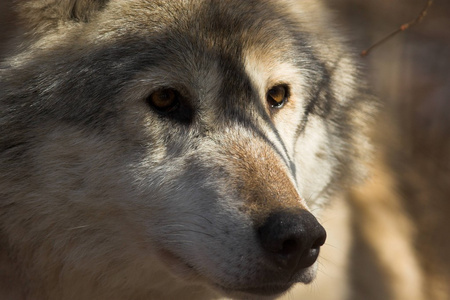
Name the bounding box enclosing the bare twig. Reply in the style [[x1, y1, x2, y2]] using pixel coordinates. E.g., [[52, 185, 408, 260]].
[[361, 0, 433, 57]]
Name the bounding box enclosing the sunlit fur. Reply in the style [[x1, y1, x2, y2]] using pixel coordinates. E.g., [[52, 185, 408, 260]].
[[0, 1, 379, 299]]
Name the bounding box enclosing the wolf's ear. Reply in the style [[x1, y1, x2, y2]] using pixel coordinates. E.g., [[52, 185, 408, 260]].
[[17, 0, 109, 32]]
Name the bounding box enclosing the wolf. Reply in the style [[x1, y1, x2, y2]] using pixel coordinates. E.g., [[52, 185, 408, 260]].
[[0, 1, 377, 299]]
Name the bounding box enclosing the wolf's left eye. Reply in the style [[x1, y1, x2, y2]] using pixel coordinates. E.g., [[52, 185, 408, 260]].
[[147, 88, 180, 113], [267, 85, 288, 108]]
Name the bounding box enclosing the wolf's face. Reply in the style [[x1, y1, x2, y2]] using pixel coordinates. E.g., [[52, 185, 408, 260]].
[[1, 0, 374, 299]]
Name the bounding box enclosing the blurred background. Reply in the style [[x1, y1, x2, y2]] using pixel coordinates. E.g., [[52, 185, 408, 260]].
[[330, 0, 450, 175], [328, 0, 450, 298], [0, 1, 17, 57]]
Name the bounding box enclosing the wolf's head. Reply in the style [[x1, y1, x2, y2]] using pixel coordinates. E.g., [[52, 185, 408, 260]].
[[0, 1, 375, 299]]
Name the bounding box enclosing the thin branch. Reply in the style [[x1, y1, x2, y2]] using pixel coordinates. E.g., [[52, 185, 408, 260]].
[[361, 0, 433, 57]]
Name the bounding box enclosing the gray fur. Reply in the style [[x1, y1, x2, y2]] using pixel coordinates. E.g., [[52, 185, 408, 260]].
[[1, 1, 376, 299]]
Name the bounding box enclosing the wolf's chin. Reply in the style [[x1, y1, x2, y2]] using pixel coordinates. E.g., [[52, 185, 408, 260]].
[[157, 249, 318, 298], [214, 271, 316, 299], [216, 284, 291, 299]]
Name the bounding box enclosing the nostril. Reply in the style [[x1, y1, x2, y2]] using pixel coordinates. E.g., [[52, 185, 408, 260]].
[[312, 228, 327, 249], [280, 238, 298, 256]]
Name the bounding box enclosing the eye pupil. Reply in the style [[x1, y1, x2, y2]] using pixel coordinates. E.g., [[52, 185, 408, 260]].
[[148, 88, 179, 112], [267, 85, 288, 108], [157, 90, 173, 101]]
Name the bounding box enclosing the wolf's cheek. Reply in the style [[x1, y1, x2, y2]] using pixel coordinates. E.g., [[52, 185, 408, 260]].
[[294, 116, 337, 210]]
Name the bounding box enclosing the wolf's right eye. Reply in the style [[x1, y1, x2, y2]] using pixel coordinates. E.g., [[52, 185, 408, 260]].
[[147, 88, 180, 113]]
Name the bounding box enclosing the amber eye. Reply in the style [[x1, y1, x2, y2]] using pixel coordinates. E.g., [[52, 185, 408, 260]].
[[147, 88, 180, 113], [267, 85, 288, 108]]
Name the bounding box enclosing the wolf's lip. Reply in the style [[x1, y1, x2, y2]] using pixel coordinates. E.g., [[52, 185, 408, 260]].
[[157, 249, 198, 279]]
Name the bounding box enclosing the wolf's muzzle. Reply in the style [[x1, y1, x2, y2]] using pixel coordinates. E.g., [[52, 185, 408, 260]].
[[257, 209, 327, 273]]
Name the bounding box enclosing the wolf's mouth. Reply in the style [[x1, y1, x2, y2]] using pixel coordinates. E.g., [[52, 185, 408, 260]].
[[157, 249, 200, 280], [218, 283, 293, 297], [158, 248, 318, 296]]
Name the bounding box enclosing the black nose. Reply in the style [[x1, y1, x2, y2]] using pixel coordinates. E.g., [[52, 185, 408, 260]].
[[257, 209, 327, 271]]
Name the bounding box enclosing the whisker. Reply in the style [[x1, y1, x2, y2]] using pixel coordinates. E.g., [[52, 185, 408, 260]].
[[164, 229, 215, 238], [67, 225, 90, 231], [183, 211, 214, 225]]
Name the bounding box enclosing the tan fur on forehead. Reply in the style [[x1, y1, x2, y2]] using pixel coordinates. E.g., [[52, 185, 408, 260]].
[[244, 50, 307, 92], [243, 50, 309, 128]]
